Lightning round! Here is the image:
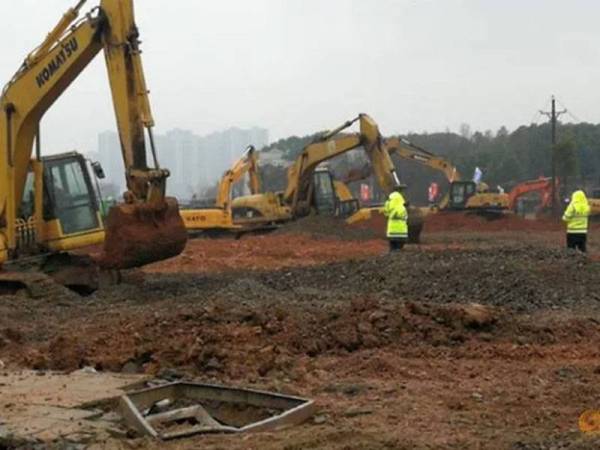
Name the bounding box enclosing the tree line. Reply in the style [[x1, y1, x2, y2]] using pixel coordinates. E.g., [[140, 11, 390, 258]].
[[258, 121, 600, 205]]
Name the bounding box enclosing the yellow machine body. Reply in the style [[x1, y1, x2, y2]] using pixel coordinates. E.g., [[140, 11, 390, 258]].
[[183, 146, 260, 232]]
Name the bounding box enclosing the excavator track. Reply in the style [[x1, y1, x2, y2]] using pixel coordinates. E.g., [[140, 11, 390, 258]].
[[0, 252, 103, 300], [0, 271, 80, 302]]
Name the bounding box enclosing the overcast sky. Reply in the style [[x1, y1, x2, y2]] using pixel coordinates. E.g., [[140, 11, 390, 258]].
[[1, 0, 599, 154]]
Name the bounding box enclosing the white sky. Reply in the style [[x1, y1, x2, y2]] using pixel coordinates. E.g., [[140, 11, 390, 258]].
[[1, 0, 599, 154]]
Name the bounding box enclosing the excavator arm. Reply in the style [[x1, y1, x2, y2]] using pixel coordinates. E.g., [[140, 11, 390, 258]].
[[384, 137, 460, 183], [383, 137, 460, 209], [383, 137, 508, 214], [0, 0, 186, 268], [285, 114, 403, 215], [283, 113, 424, 242], [216, 146, 260, 209], [507, 177, 556, 211]]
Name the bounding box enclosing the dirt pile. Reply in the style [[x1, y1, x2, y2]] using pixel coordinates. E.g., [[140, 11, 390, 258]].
[[0, 291, 581, 378], [255, 210, 574, 241], [2, 242, 600, 377], [274, 215, 378, 240], [146, 232, 385, 274]]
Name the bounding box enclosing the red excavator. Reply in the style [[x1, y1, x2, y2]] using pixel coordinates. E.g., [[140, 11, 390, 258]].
[[507, 177, 558, 213]]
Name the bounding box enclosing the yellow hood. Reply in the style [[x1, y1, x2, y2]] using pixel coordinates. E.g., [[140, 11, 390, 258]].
[[571, 190, 590, 214], [389, 191, 405, 203]]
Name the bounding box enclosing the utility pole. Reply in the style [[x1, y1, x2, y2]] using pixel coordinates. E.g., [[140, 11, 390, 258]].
[[540, 96, 567, 216]]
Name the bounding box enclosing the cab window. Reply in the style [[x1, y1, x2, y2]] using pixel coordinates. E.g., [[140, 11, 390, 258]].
[[313, 172, 336, 215], [46, 158, 99, 234]]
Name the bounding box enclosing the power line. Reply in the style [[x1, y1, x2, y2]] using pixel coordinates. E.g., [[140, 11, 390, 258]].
[[529, 110, 543, 125], [567, 110, 581, 123], [529, 96, 554, 125], [555, 98, 583, 123]]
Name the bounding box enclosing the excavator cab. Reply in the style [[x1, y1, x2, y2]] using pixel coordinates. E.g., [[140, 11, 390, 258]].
[[19, 152, 105, 254], [312, 168, 337, 215], [42, 153, 101, 235], [312, 168, 359, 218], [449, 180, 508, 216], [448, 181, 477, 210]]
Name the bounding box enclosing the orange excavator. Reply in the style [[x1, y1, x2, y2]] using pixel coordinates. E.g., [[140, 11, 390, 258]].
[[507, 177, 557, 213]]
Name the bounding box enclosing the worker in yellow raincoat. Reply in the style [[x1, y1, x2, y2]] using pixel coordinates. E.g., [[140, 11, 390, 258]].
[[383, 188, 408, 252], [562, 190, 591, 252]]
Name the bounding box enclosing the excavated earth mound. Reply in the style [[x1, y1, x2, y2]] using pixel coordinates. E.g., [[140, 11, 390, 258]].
[[1, 243, 599, 375]]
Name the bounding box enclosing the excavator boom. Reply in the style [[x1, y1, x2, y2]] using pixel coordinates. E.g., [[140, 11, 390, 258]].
[[507, 177, 556, 211], [383, 137, 459, 209], [285, 114, 404, 216], [216, 146, 260, 209], [383, 136, 508, 213]]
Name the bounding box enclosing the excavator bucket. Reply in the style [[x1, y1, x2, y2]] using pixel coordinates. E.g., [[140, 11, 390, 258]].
[[98, 198, 187, 270]]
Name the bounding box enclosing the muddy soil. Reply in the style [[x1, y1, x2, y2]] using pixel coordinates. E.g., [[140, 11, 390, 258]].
[[274, 215, 379, 240], [2, 218, 600, 449]]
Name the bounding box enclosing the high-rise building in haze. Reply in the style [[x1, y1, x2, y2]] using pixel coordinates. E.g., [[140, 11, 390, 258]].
[[94, 126, 269, 201]]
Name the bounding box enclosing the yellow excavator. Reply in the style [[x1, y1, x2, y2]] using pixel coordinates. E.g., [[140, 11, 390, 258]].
[[231, 114, 424, 242], [0, 0, 187, 295], [341, 137, 510, 215], [181, 145, 260, 234], [384, 137, 509, 214]]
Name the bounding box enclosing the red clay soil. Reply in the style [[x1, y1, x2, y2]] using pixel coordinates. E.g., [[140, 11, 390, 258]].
[[145, 233, 387, 274]]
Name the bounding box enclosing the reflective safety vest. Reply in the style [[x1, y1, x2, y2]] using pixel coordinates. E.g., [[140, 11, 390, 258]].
[[562, 190, 590, 234], [383, 192, 408, 239]]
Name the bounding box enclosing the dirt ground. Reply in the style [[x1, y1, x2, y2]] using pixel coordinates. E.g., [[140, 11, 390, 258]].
[[3, 213, 600, 449]]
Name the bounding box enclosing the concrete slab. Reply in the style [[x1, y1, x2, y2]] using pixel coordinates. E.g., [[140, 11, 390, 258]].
[[0, 370, 149, 443], [0, 369, 148, 408]]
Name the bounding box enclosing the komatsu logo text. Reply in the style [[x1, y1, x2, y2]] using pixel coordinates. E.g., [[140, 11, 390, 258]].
[[35, 38, 79, 88]]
